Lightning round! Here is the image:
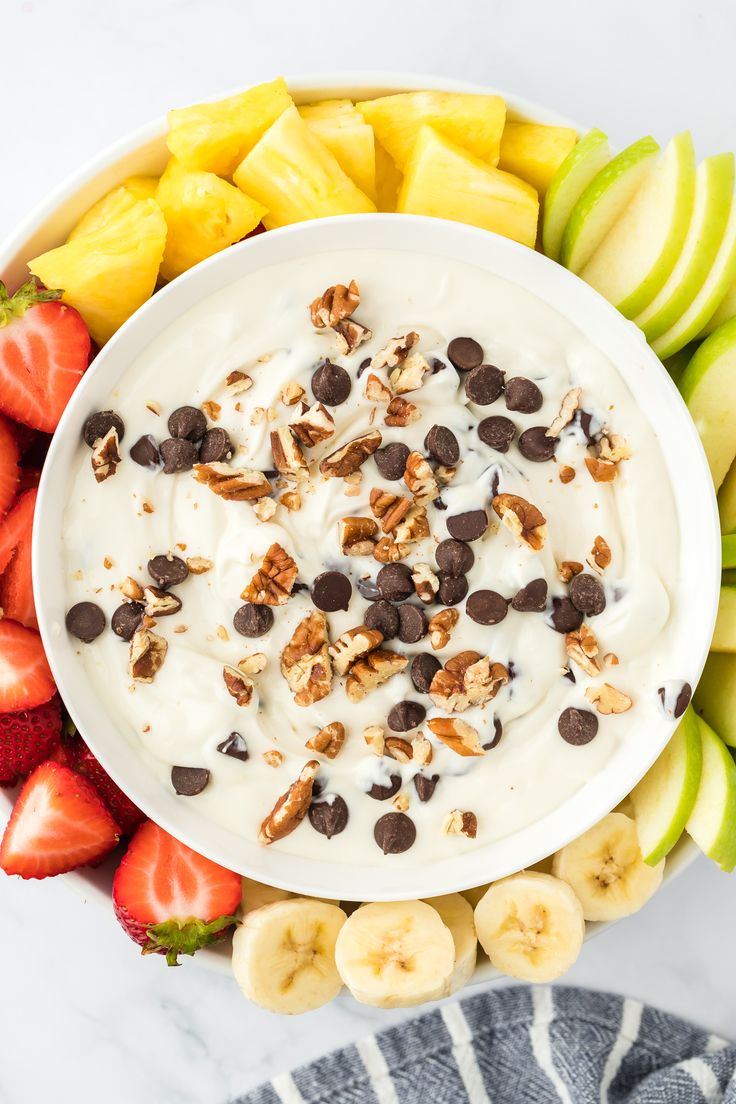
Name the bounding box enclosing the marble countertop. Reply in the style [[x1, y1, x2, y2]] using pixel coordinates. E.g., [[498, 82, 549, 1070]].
[[3, 1, 736, 1100]]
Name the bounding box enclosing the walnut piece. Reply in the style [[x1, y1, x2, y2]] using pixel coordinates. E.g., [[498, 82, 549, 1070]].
[[194, 463, 272, 501], [546, 387, 581, 438], [289, 402, 336, 448], [384, 396, 420, 426], [310, 280, 360, 328], [429, 652, 508, 712], [404, 451, 439, 505], [329, 624, 384, 676], [589, 535, 612, 571], [559, 560, 584, 583], [566, 624, 601, 677], [370, 332, 419, 371], [442, 809, 478, 838], [281, 611, 332, 707], [339, 516, 378, 556], [223, 665, 254, 707], [306, 721, 345, 759], [364, 373, 393, 404], [412, 562, 439, 603], [270, 426, 309, 482], [585, 683, 633, 715], [492, 493, 547, 551], [427, 717, 485, 757], [91, 427, 121, 483], [129, 629, 167, 682], [390, 352, 431, 394], [345, 649, 408, 703], [319, 429, 382, 479], [428, 607, 459, 650], [259, 760, 319, 845], [370, 488, 412, 533], [241, 543, 298, 606]]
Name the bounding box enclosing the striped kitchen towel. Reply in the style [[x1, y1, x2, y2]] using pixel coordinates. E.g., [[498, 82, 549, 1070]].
[[234, 986, 736, 1104]]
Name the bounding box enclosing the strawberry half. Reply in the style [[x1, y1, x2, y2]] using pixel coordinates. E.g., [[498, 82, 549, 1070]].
[[71, 740, 146, 837], [0, 279, 90, 432], [112, 821, 241, 965], [0, 414, 20, 520], [0, 619, 55, 711], [0, 486, 37, 628], [0, 761, 120, 878], [0, 695, 62, 785]]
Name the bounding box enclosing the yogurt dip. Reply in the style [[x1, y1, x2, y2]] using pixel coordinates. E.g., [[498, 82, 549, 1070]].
[[62, 248, 689, 868]]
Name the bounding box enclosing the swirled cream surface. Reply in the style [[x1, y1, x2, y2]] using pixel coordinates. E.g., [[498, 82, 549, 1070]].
[[63, 249, 684, 869]]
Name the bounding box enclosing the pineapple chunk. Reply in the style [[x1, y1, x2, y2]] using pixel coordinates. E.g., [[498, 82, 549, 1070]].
[[29, 199, 167, 345], [233, 106, 375, 229], [67, 186, 143, 242], [122, 175, 160, 200], [167, 77, 293, 177], [156, 159, 266, 281], [299, 100, 376, 200], [397, 126, 539, 248], [375, 139, 402, 212], [499, 122, 578, 197], [357, 90, 506, 171]]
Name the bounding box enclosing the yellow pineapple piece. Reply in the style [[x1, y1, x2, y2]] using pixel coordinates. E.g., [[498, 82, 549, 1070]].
[[375, 140, 402, 212], [167, 77, 293, 177], [156, 159, 266, 281], [233, 106, 375, 229], [397, 126, 539, 248], [499, 122, 578, 197], [122, 174, 160, 200], [67, 186, 142, 242], [29, 199, 167, 345], [299, 100, 376, 200], [356, 90, 506, 171]]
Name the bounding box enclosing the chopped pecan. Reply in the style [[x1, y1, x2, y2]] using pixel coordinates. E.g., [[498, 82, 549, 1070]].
[[364, 373, 393, 403], [599, 434, 631, 463], [238, 652, 267, 675], [121, 576, 144, 601], [319, 429, 382, 478], [343, 472, 362, 497], [566, 624, 601, 677], [259, 760, 319, 845], [185, 556, 212, 575], [226, 369, 253, 395], [394, 506, 430, 545], [279, 489, 302, 511], [310, 280, 360, 328], [546, 387, 581, 438], [262, 750, 284, 768], [91, 427, 121, 483], [385, 736, 413, 764], [345, 649, 408, 703], [289, 402, 336, 448], [604, 652, 619, 667], [442, 809, 478, 838], [202, 399, 221, 422], [363, 724, 385, 755], [585, 457, 617, 483], [270, 426, 309, 482], [329, 625, 384, 676], [390, 352, 431, 394], [129, 628, 167, 682], [559, 560, 584, 583], [223, 665, 254, 706], [241, 543, 298, 606], [428, 607, 459, 650], [143, 585, 182, 618], [373, 536, 406, 563], [492, 493, 547, 551], [589, 535, 612, 571], [427, 717, 485, 757], [435, 464, 458, 486], [412, 562, 439, 603], [280, 380, 306, 407], [384, 396, 420, 426], [585, 683, 633, 715], [411, 733, 433, 766], [559, 465, 576, 484], [280, 611, 332, 707], [339, 516, 378, 556], [371, 332, 419, 371], [334, 318, 372, 355], [306, 721, 345, 759], [370, 488, 412, 533], [252, 497, 277, 522], [430, 653, 508, 712], [194, 463, 272, 501], [392, 792, 410, 813], [404, 451, 439, 505]]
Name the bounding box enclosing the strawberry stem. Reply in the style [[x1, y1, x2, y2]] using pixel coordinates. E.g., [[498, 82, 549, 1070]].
[[142, 914, 238, 966], [0, 278, 62, 327]]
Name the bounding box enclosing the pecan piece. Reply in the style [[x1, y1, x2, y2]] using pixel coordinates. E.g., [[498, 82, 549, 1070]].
[[142, 585, 182, 618], [373, 536, 406, 563], [280, 380, 306, 407], [270, 426, 309, 482], [185, 556, 212, 575], [427, 717, 485, 757], [546, 387, 581, 438], [599, 434, 631, 463], [492, 493, 547, 551], [404, 451, 439, 505], [585, 457, 618, 483], [319, 429, 382, 479], [442, 809, 478, 838], [370, 488, 412, 533], [226, 369, 253, 395], [241, 543, 298, 606], [121, 576, 144, 601], [429, 653, 508, 712], [329, 624, 384, 676], [565, 624, 601, 677], [289, 402, 336, 448], [306, 722, 345, 759], [129, 628, 167, 682], [394, 505, 430, 545], [412, 562, 439, 603], [259, 760, 319, 845], [310, 280, 360, 328], [339, 516, 378, 556], [384, 396, 420, 426], [364, 373, 393, 403], [371, 332, 420, 370], [585, 683, 633, 715], [345, 649, 408, 703], [363, 725, 385, 755], [91, 427, 121, 483], [223, 665, 255, 707], [559, 465, 576, 485], [280, 611, 332, 707], [252, 497, 277, 522], [385, 736, 413, 764], [589, 535, 612, 571], [334, 318, 372, 355], [559, 560, 584, 583], [390, 352, 431, 394], [194, 463, 272, 501], [411, 733, 433, 766], [428, 607, 459, 650]]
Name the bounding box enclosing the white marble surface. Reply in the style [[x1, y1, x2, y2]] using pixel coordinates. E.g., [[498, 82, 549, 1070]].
[[3, 0, 736, 1100]]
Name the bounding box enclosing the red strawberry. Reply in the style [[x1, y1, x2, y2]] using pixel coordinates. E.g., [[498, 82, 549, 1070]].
[[17, 466, 41, 494], [0, 487, 36, 627], [0, 414, 20, 520], [71, 742, 146, 837], [0, 486, 35, 575], [0, 761, 120, 878], [0, 620, 55, 711], [0, 695, 62, 785], [112, 821, 241, 965], [0, 278, 90, 432]]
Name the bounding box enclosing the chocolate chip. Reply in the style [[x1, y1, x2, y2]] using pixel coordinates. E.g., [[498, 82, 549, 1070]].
[[292, 580, 309, 594], [65, 601, 106, 642], [431, 357, 447, 373], [511, 578, 548, 613], [82, 410, 124, 447], [436, 538, 474, 576], [410, 653, 442, 694], [446, 509, 487, 542], [309, 795, 349, 838], [233, 603, 274, 637], [199, 427, 233, 464], [465, 363, 505, 405], [160, 437, 198, 473], [148, 554, 188, 588], [569, 573, 606, 617], [550, 596, 584, 634], [364, 599, 399, 639], [171, 766, 210, 795], [563, 667, 576, 683], [424, 425, 459, 465], [478, 415, 515, 452], [433, 496, 447, 510], [129, 434, 160, 468], [168, 405, 207, 442], [657, 681, 692, 719], [518, 427, 557, 462], [111, 601, 144, 641], [438, 572, 469, 606], [488, 465, 502, 500], [217, 732, 249, 761], [357, 357, 371, 378], [448, 337, 483, 372], [558, 707, 598, 746], [485, 717, 503, 749], [374, 812, 416, 854], [357, 577, 381, 600], [398, 604, 428, 644], [311, 359, 351, 406], [377, 563, 414, 602], [374, 442, 410, 481], [388, 701, 426, 733], [466, 589, 508, 626], [367, 774, 402, 801], [574, 409, 597, 444], [505, 377, 543, 413], [414, 773, 439, 802], [311, 570, 352, 612]]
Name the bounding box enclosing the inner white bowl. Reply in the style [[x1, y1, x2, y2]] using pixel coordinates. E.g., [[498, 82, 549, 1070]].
[[33, 212, 720, 902]]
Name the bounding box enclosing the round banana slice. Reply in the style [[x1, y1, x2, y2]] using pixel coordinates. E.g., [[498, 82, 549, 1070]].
[[474, 870, 585, 982], [424, 893, 478, 993], [335, 900, 455, 1008], [552, 811, 664, 921], [232, 897, 347, 1014], [240, 876, 292, 914]]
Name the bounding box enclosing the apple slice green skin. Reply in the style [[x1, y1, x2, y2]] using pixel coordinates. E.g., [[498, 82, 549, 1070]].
[[718, 455, 736, 533], [560, 136, 659, 274], [542, 128, 610, 263], [630, 707, 702, 866], [700, 274, 736, 337], [686, 716, 736, 872], [664, 343, 696, 387], [679, 315, 736, 489], [722, 535, 736, 568], [711, 586, 736, 650], [580, 132, 696, 319], [694, 652, 736, 748]]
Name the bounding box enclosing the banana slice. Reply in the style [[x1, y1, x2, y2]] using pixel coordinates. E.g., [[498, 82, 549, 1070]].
[[460, 884, 491, 909], [335, 900, 455, 1008], [474, 871, 585, 982], [240, 876, 292, 914], [552, 812, 664, 921], [424, 893, 478, 993], [232, 897, 347, 1014]]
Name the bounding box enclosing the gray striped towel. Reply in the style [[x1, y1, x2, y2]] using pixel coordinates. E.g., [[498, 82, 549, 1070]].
[[234, 986, 736, 1103]]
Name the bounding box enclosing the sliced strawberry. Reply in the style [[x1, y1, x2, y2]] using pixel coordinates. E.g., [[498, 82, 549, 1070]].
[[0, 487, 36, 627], [0, 695, 62, 785], [0, 620, 55, 711], [71, 742, 146, 837], [112, 821, 241, 964], [0, 486, 35, 575], [0, 414, 20, 520], [0, 279, 90, 432], [0, 761, 120, 878], [17, 466, 41, 494]]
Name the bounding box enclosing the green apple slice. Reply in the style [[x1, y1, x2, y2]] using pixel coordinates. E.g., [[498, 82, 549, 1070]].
[[700, 274, 736, 336], [663, 343, 696, 386], [686, 716, 736, 871], [711, 586, 736, 651], [722, 535, 736, 568], [580, 132, 695, 318], [542, 128, 610, 262], [630, 708, 702, 865], [694, 652, 736, 747], [679, 315, 736, 488], [560, 135, 659, 274], [718, 455, 736, 532]]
